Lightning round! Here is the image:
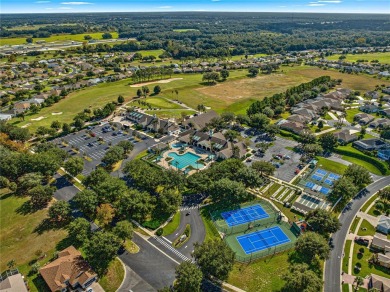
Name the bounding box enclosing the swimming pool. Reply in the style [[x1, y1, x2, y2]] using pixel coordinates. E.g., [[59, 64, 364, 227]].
[[171, 143, 184, 148], [168, 152, 202, 170]]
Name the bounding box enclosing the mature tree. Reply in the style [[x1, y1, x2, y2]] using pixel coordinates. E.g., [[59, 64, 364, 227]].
[[136, 89, 142, 98], [102, 32, 113, 39], [302, 144, 323, 158], [208, 178, 249, 204], [344, 164, 373, 189], [153, 85, 161, 95], [248, 67, 259, 77], [116, 189, 154, 221], [26, 37, 33, 43], [29, 185, 55, 208], [113, 220, 133, 243], [319, 132, 338, 152], [158, 189, 182, 215], [68, 217, 91, 247], [295, 232, 330, 262], [220, 69, 229, 81], [74, 189, 99, 217], [74, 118, 84, 130], [305, 209, 341, 236], [300, 132, 317, 145], [282, 263, 323, 292], [8, 127, 31, 142], [202, 72, 220, 84], [62, 123, 71, 134], [330, 176, 359, 205], [84, 35, 92, 40], [236, 114, 250, 125], [102, 146, 124, 166], [17, 172, 43, 195], [378, 187, 390, 204], [64, 157, 84, 177], [96, 203, 115, 227], [51, 120, 62, 130], [317, 120, 324, 130], [249, 113, 270, 130], [48, 201, 72, 223], [236, 167, 263, 188], [221, 112, 235, 123], [117, 95, 125, 104], [84, 231, 121, 275], [187, 171, 212, 194], [141, 86, 149, 97], [116, 140, 134, 154], [251, 161, 275, 176], [262, 107, 274, 118], [175, 262, 203, 292], [193, 239, 235, 281], [224, 129, 239, 141]]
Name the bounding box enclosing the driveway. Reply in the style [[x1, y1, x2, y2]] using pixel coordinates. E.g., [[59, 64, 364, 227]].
[[324, 176, 390, 292]]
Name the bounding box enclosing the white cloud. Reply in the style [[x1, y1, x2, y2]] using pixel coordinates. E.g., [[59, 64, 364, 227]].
[[158, 6, 173, 9], [60, 1, 93, 4], [308, 3, 326, 6]]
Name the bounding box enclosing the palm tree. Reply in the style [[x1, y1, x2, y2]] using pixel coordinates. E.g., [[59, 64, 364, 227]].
[[353, 276, 364, 291]]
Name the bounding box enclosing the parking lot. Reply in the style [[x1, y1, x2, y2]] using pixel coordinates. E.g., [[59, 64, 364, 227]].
[[51, 122, 155, 176], [247, 136, 302, 182]]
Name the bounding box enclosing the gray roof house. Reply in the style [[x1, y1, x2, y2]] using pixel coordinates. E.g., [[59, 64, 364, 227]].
[[377, 215, 390, 234], [368, 274, 390, 292], [369, 118, 390, 129], [353, 138, 388, 151], [333, 129, 358, 144], [354, 113, 375, 125], [182, 111, 219, 130]]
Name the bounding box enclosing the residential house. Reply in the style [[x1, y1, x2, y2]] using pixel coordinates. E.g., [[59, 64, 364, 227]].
[[333, 129, 358, 144], [377, 215, 390, 234], [379, 108, 390, 118], [369, 118, 390, 129], [382, 96, 390, 103], [291, 108, 318, 120], [365, 91, 381, 100], [127, 111, 178, 135], [368, 274, 390, 292], [353, 138, 388, 151], [182, 111, 219, 130], [279, 121, 308, 135], [39, 246, 97, 292], [287, 114, 311, 124], [354, 113, 375, 125], [0, 271, 28, 292], [13, 102, 30, 114], [0, 114, 12, 121], [378, 149, 390, 161], [359, 104, 380, 113], [371, 235, 390, 252]]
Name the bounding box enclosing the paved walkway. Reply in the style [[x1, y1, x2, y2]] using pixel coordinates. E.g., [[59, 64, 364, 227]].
[[314, 127, 335, 136], [328, 112, 339, 120], [356, 211, 379, 227], [342, 273, 369, 290]]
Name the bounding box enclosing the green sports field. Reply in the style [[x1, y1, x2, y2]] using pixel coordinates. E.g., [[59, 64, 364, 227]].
[[326, 52, 390, 64]]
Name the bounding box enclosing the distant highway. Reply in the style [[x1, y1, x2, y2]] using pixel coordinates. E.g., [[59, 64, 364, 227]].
[[324, 176, 390, 292]]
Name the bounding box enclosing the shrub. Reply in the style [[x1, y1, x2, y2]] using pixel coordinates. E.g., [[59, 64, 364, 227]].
[[375, 202, 384, 211], [156, 228, 163, 236]]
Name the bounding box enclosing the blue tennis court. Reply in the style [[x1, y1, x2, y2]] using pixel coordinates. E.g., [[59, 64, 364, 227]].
[[316, 169, 327, 176], [324, 178, 333, 185], [305, 181, 315, 188], [221, 204, 269, 227], [237, 226, 291, 254], [328, 173, 340, 180], [311, 174, 323, 181], [320, 186, 330, 195]]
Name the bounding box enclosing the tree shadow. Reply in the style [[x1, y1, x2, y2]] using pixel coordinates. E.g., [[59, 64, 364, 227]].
[[33, 218, 67, 235], [16, 201, 37, 215], [0, 192, 14, 200], [32, 274, 51, 292]]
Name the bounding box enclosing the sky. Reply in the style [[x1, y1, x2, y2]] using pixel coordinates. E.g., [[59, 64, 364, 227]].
[[1, 0, 389, 14]]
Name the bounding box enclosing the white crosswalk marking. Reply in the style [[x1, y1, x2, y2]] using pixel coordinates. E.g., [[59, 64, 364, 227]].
[[179, 206, 200, 211], [153, 236, 193, 263]]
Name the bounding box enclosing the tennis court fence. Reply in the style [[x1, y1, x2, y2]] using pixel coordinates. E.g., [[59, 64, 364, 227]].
[[209, 200, 281, 235], [234, 241, 295, 263]]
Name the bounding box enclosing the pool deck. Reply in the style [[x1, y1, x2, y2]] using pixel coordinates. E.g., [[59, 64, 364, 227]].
[[157, 142, 212, 175]]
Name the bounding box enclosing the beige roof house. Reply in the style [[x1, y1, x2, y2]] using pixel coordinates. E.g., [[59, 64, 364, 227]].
[[39, 246, 97, 292], [369, 274, 390, 292], [0, 273, 28, 292]]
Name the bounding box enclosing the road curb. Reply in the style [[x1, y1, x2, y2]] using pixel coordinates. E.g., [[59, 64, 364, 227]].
[[116, 257, 128, 292]]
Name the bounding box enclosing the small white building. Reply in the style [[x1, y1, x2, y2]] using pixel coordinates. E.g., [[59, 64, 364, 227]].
[[377, 215, 390, 234]]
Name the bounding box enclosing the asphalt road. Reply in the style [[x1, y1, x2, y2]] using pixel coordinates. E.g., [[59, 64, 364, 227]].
[[53, 173, 80, 201], [324, 175, 390, 292], [119, 233, 177, 291]]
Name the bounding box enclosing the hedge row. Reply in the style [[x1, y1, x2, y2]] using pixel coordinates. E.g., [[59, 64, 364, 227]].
[[279, 130, 301, 141], [334, 148, 388, 175]]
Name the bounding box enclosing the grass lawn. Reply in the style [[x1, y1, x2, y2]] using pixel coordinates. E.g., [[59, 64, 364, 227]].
[[345, 108, 362, 123], [200, 208, 221, 241], [162, 211, 181, 236], [99, 258, 125, 292], [343, 240, 352, 273], [326, 52, 390, 64], [352, 244, 390, 278], [124, 240, 140, 254], [337, 145, 388, 176], [316, 157, 348, 175], [228, 252, 290, 292], [368, 199, 389, 217], [131, 97, 183, 109], [263, 183, 283, 198], [0, 192, 68, 292], [0, 32, 119, 46], [350, 217, 360, 233], [361, 194, 378, 213], [145, 109, 196, 119], [357, 219, 376, 237], [273, 201, 304, 222]]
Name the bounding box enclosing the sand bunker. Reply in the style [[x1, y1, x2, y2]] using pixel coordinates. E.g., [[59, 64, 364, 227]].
[[130, 78, 183, 88], [31, 116, 46, 121], [52, 112, 63, 115], [21, 123, 31, 128]]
